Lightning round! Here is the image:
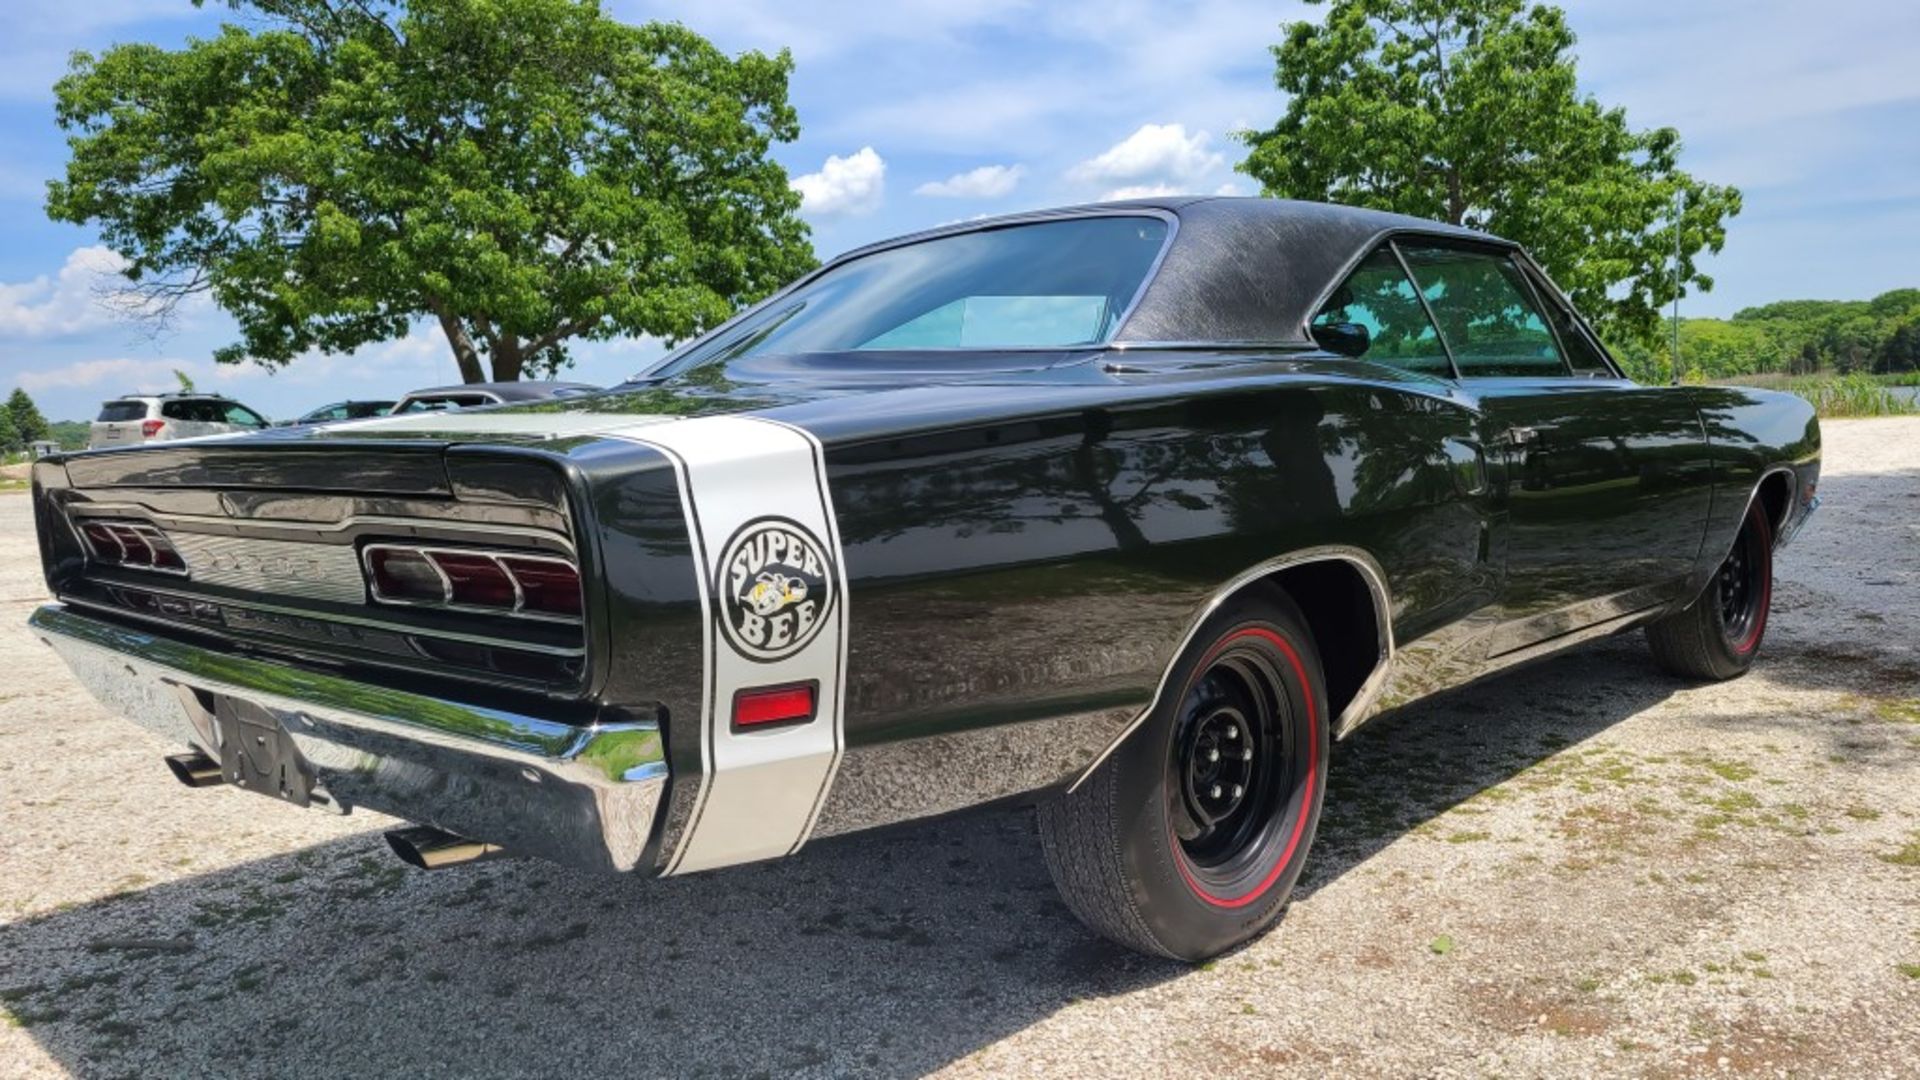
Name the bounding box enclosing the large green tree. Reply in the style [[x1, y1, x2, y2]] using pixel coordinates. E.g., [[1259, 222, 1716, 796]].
[[48, 0, 814, 382], [1240, 0, 1740, 347]]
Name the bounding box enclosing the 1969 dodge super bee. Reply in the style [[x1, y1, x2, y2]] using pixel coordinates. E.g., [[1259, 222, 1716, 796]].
[[29, 198, 1819, 960]]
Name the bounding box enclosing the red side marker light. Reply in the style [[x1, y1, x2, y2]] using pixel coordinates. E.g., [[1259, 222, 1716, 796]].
[[732, 683, 817, 730]]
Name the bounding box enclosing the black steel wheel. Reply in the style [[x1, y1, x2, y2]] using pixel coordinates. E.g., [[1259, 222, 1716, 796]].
[[1648, 499, 1775, 680], [1037, 587, 1327, 961]]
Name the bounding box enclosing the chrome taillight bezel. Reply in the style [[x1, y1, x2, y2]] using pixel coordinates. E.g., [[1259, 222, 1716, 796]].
[[361, 543, 583, 624], [75, 519, 190, 576]]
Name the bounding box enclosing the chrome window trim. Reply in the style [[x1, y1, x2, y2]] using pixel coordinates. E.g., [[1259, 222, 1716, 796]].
[[1067, 545, 1397, 792], [363, 543, 584, 625]]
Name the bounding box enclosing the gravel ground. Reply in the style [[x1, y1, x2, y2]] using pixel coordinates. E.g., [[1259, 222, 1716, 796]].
[[2, 419, 1917, 1079]]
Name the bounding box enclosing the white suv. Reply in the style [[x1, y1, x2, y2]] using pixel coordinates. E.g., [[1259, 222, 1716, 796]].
[[88, 394, 271, 449]]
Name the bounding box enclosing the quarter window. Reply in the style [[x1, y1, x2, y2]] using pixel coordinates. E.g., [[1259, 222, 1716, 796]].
[[1310, 249, 1451, 376], [1397, 246, 1567, 377]]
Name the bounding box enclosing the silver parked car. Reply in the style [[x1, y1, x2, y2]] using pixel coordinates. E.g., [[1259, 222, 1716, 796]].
[[88, 393, 271, 449]]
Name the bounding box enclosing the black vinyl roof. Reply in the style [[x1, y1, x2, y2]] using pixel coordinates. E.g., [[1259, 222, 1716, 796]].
[[831, 196, 1501, 348]]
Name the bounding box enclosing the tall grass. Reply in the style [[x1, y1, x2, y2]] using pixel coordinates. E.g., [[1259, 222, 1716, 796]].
[[1776, 374, 1919, 417]]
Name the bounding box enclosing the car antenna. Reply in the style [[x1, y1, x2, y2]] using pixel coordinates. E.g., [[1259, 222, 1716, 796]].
[[1670, 188, 1684, 386]]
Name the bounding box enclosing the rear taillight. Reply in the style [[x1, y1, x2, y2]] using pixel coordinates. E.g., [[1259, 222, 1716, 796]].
[[733, 683, 818, 730], [364, 544, 582, 621], [497, 556, 583, 617], [141, 419, 166, 438], [78, 520, 188, 574]]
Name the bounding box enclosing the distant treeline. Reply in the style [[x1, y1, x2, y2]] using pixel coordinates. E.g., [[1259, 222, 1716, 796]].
[[1611, 288, 1920, 383]]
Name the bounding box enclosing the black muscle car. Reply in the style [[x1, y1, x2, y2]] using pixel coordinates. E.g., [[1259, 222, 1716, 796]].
[[28, 198, 1820, 960]]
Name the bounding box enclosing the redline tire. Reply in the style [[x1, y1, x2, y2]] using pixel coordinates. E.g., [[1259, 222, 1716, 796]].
[[1037, 587, 1328, 961], [1647, 499, 1775, 680]]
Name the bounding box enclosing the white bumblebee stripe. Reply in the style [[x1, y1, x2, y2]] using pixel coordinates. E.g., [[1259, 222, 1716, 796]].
[[608, 415, 848, 874]]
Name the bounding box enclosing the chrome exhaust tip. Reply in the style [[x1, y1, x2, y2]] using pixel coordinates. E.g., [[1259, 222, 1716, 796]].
[[163, 751, 224, 788], [384, 825, 508, 871]]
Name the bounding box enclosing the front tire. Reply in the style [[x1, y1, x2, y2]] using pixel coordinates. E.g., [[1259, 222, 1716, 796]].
[[1037, 588, 1328, 961], [1647, 499, 1775, 680]]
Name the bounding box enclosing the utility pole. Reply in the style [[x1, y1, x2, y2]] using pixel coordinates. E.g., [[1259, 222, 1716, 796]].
[[1670, 189, 1684, 386]]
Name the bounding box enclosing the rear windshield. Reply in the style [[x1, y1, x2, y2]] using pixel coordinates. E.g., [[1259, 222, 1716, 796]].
[[96, 401, 148, 422], [395, 394, 490, 413], [650, 215, 1169, 375]]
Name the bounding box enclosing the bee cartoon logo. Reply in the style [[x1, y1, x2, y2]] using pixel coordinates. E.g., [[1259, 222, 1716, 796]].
[[714, 517, 835, 662]]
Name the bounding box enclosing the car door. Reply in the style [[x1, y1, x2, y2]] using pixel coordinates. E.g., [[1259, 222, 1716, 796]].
[[1395, 242, 1716, 652]]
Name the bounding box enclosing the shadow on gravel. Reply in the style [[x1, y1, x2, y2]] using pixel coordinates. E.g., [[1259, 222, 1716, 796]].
[[1299, 634, 1690, 897], [0, 635, 1860, 1078]]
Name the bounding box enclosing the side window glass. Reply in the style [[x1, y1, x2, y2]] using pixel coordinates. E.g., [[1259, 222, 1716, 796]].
[[223, 404, 266, 428], [1399, 246, 1567, 377], [1537, 288, 1615, 376], [1311, 249, 1451, 376], [161, 401, 190, 421]]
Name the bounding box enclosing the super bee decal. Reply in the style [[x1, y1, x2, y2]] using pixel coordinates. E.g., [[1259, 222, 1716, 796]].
[[715, 516, 836, 662], [744, 572, 808, 616]]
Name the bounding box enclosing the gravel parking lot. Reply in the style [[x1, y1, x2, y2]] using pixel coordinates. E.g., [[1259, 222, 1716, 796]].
[[2, 418, 1917, 1079]]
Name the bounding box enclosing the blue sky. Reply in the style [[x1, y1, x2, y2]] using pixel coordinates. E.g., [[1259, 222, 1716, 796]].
[[1, 0, 1916, 421]]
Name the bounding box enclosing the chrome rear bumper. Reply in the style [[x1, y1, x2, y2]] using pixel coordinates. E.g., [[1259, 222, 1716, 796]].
[[29, 604, 665, 873]]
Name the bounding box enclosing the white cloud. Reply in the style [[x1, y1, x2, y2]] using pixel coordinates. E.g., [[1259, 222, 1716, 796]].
[[915, 164, 1026, 199], [0, 245, 134, 338], [791, 147, 888, 217], [1102, 183, 1186, 201], [1070, 123, 1226, 186], [16, 355, 267, 394], [1214, 180, 1248, 197]]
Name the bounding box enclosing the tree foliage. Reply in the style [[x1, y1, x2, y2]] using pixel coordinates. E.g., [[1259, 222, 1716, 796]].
[[6, 389, 50, 448], [47, 0, 815, 382], [1240, 0, 1740, 347], [1610, 288, 1920, 382]]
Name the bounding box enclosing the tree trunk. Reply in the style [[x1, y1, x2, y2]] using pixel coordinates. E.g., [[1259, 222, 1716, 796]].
[[1446, 167, 1466, 225], [489, 338, 525, 382], [433, 309, 486, 384]]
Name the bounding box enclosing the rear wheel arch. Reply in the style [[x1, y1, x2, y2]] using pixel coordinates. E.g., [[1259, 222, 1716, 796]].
[[1754, 467, 1793, 541], [1071, 547, 1394, 793]]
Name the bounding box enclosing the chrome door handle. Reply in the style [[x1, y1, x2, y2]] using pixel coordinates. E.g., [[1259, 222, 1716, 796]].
[[1502, 425, 1541, 446]]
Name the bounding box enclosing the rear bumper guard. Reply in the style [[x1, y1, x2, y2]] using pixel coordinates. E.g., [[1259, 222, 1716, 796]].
[[29, 604, 664, 873]]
